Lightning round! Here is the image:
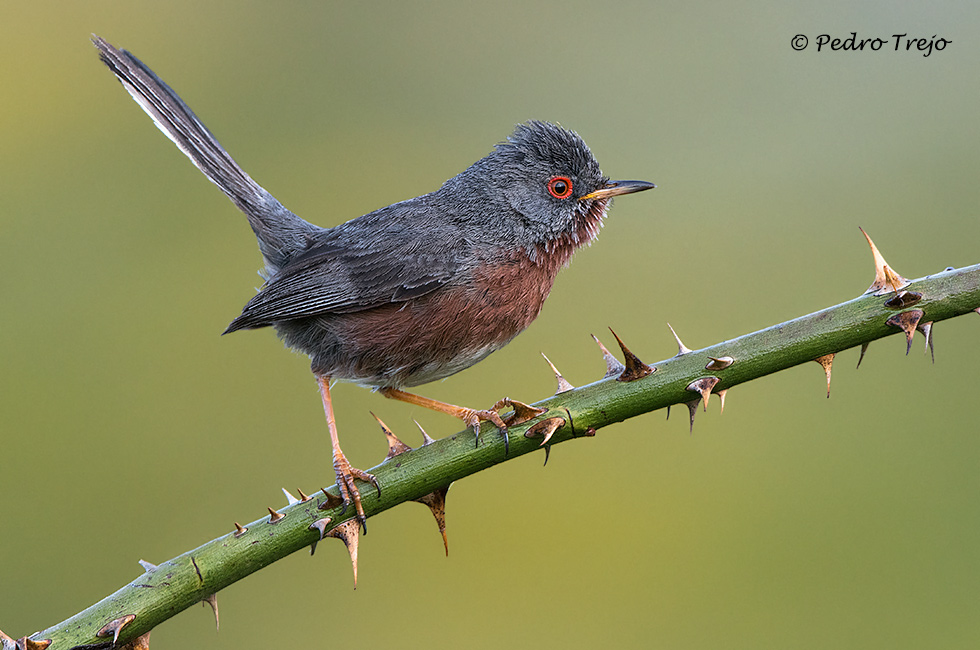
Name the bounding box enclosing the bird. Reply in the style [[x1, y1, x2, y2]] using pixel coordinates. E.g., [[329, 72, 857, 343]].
[[93, 36, 655, 528]]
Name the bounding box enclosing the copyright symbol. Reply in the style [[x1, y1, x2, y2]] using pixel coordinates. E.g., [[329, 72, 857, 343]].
[[791, 34, 808, 50]]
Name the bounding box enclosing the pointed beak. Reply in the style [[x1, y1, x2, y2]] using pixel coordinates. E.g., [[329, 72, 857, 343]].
[[579, 179, 655, 202]]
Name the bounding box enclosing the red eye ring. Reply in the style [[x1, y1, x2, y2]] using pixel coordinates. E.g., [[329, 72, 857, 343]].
[[547, 176, 573, 199]]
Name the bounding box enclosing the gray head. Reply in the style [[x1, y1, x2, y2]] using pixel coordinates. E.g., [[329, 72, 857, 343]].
[[439, 121, 654, 247]]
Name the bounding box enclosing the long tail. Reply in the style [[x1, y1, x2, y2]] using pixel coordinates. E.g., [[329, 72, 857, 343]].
[[93, 36, 316, 271]]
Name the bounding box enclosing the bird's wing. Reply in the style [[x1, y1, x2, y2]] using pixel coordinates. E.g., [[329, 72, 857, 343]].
[[224, 213, 464, 332]]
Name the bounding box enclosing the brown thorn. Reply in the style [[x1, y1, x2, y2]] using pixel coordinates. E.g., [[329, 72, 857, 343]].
[[414, 419, 436, 445], [884, 290, 922, 309], [296, 488, 312, 502], [813, 353, 835, 398], [327, 519, 362, 588], [686, 376, 720, 412], [11, 637, 52, 650], [267, 507, 285, 524], [856, 342, 870, 369], [667, 322, 692, 355], [498, 398, 547, 427], [860, 227, 910, 296], [202, 593, 219, 631], [542, 445, 551, 466], [414, 486, 451, 556], [318, 488, 345, 511], [974, 307, 980, 315], [717, 389, 728, 414], [609, 328, 654, 382], [541, 353, 575, 394], [524, 417, 566, 447], [591, 334, 626, 379], [138, 559, 157, 572], [685, 400, 699, 433], [233, 522, 248, 538], [917, 321, 935, 363], [97, 614, 136, 645], [372, 412, 412, 460], [705, 356, 734, 371], [885, 309, 924, 355], [0, 629, 13, 645], [282, 488, 300, 506]]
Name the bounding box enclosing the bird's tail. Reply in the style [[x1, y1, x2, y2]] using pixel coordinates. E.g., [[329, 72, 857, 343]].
[[93, 36, 315, 270]]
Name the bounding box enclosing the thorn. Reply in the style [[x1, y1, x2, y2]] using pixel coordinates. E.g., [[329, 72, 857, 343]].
[[705, 356, 734, 371], [202, 593, 219, 631], [667, 323, 692, 355], [860, 227, 910, 296], [686, 376, 720, 412], [267, 507, 285, 524], [665, 405, 670, 421], [497, 398, 547, 428], [308, 517, 332, 555], [326, 519, 361, 588], [813, 353, 835, 398], [16, 640, 52, 650], [414, 420, 436, 445], [584, 427, 597, 437], [372, 412, 412, 460], [296, 488, 313, 502], [685, 400, 699, 433], [717, 389, 728, 414], [591, 334, 626, 379], [0, 629, 12, 645], [138, 559, 157, 572], [974, 307, 980, 315], [917, 321, 935, 363], [856, 342, 870, 369], [609, 328, 654, 382], [884, 291, 922, 309], [414, 486, 451, 556], [97, 614, 136, 646], [524, 417, 566, 447], [282, 488, 300, 506], [318, 488, 345, 511], [885, 309, 924, 355], [541, 353, 574, 394], [542, 445, 551, 466], [233, 522, 248, 538]]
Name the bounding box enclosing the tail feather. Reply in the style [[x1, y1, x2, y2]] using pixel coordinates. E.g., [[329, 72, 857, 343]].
[[93, 35, 316, 270]]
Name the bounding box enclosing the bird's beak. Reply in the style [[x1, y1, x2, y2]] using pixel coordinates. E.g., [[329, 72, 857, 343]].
[[579, 179, 656, 201]]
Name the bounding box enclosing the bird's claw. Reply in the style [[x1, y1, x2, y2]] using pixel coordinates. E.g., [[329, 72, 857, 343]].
[[333, 452, 379, 534], [466, 398, 547, 454]]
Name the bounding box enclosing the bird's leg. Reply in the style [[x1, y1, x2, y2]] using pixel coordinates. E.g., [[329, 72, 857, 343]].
[[379, 387, 546, 452], [317, 375, 379, 532]]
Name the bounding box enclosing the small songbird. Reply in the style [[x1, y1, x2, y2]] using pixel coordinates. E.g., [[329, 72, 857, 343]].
[[94, 37, 654, 527]]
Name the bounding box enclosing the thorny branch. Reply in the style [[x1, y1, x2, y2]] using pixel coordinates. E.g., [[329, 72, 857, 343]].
[[4, 234, 979, 650]]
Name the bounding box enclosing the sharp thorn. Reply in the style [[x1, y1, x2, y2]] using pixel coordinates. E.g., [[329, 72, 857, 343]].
[[667, 322, 693, 355], [974, 307, 980, 315], [414, 486, 451, 556], [813, 353, 835, 398], [885, 309, 924, 355], [856, 342, 870, 369], [860, 227, 910, 295], [326, 519, 361, 588], [717, 389, 728, 414], [202, 593, 219, 631], [884, 290, 922, 309], [371, 412, 412, 460], [296, 488, 312, 502], [686, 376, 720, 412], [665, 405, 670, 421], [9, 637, 51, 650], [609, 328, 654, 382], [686, 400, 699, 433], [414, 419, 436, 445], [917, 321, 935, 363], [705, 356, 734, 371], [524, 417, 566, 447], [282, 488, 300, 506], [541, 353, 575, 394], [591, 333, 626, 379], [267, 507, 285, 524], [309, 517, 332, 556], [318, 488, 345, 511], [138, 559, 157, 572], [233, 522, 248, 538], [97, 614, 136, 646], [543, 445, 551, 466]]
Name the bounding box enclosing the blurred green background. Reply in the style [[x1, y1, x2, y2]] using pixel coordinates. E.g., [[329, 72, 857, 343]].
[[3, 1, 979, 648]]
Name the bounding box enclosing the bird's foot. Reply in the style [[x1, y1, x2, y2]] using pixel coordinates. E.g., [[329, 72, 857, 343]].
[[462, 398, 547, 453], [332, 449, 380, 533]]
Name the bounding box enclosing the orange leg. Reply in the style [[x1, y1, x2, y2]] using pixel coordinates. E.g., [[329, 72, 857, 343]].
[[379, 387, 546, 453], [318, 376, 379, 531]]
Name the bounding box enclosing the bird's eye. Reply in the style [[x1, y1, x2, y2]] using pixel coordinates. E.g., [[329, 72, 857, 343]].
[[547, 176, 573, 199]]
